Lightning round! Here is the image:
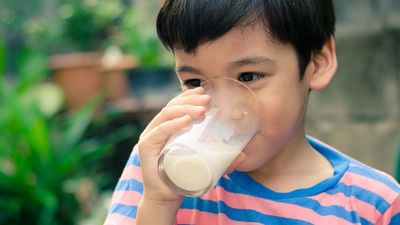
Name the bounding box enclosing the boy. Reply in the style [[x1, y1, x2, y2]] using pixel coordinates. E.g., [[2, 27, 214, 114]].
[[105, 0, 400, 224]]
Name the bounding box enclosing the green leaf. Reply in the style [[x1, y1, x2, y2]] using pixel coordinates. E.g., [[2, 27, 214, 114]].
[[0, 40, 5, 76], [78, 124, 135, 165], [37, 188, 58, 225], [16, 50, 48, 91], [61, 94, 103, 153]]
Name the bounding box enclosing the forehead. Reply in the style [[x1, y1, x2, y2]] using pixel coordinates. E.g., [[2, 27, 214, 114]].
[[174, 23, 295, 66]]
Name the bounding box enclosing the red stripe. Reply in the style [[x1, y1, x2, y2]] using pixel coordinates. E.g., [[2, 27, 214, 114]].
[[309, 192, 379, 223], [341, 171, 398, 203], [199, 186, 360, 225], [110, 190, 142, 207], [376, 196, 400, 225], [103, 213, 136, 225], [177, 208, 262, 225], [120, 165, 143, 182]]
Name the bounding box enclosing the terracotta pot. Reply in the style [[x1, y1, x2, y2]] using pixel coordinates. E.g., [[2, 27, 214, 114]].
[[101, 55, 138, 101], [49, 52, 138, 110], [49, 52, 102, 110]]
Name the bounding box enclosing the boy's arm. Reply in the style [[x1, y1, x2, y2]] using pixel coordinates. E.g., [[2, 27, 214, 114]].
[[103, 147, 182, 225], [136, 198, 182, 225], [103, 148, 144, 225]]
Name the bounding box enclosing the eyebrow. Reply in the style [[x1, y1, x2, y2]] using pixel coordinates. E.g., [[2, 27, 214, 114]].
[[229, 55, 275, 69], [175, 55, 275, 74], [176, 65, 203, 75]]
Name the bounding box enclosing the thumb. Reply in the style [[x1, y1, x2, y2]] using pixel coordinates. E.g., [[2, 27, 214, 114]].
[[138, 115, 192, 157]]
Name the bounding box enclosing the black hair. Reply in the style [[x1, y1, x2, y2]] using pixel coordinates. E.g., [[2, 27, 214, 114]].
[[157, 0, 335, 78]]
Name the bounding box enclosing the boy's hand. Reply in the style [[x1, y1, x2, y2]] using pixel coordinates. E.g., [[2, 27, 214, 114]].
[[137, 87, 210, 203]]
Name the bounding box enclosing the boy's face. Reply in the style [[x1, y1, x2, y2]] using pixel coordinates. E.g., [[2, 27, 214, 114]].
[[174, 23, 312, 172]]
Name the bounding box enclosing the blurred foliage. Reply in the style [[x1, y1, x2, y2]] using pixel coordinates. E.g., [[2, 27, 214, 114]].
[[0, 41, 5, 75], [55, 0, 125, 52], [0, 68, 136, 224], [0, 0, 173, 68], [0, 0, 47, 39], [0, 1, 162, 224], [37, 0, 124, 53], [0, 0, 122, 52], [112, 6, 173, 67]]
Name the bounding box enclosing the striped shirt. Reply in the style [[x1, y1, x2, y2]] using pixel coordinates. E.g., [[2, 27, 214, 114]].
[[104, 137, 400, 225]]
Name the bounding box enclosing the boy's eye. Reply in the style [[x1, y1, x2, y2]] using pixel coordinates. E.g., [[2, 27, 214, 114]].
[[238, 72, 264, 83], [183, 79, 204, 88]]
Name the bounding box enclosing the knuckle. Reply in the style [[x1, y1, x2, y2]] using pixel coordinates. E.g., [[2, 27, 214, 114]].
[[137, 140, 146, 155], [157, 122, 170, 134], [160, 106, 175, 117], [167, 96, 180, 106], [160, 106, 168, 114], [139, 130, 147, 139], [158, 121, 176, 136]]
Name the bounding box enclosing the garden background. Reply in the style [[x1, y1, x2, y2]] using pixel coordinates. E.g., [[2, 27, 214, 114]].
[[0, 0, 399, 224]]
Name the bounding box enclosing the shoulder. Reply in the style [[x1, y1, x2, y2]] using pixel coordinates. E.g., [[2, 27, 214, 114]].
[[342, 155, 399, 198], [346, 160, 400, 224], [338, 154, 400, 224], [307, 136, 399, 196], [308, 136, 400, 222]]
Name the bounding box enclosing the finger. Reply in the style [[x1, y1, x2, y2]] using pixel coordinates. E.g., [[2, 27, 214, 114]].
[[139, 115, 192, 157], [170, 87, 204, 101], [180, 86, 204, 96], [225, 152, 247, 174], [141, 104, 207, 137], [167, 94, 211, 107]]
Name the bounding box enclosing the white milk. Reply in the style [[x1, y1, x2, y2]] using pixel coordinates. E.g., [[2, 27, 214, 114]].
[[163, 142, 240, 192], [160, 107, 255, 194]]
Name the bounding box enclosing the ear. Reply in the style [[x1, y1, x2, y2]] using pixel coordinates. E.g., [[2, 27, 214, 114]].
[[306, 36, 338, 91]]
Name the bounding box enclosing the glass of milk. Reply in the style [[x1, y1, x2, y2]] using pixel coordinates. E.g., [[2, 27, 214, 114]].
[[157, 77, 261, 196]]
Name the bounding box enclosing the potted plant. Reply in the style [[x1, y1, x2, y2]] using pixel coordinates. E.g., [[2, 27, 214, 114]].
[[48, 0, 138, 110], [0, 71, 135, 225]]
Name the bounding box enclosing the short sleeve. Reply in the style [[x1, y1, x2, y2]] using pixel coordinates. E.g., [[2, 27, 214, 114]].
[[376, 194, 400, 225], [103, 146, 143, 225]]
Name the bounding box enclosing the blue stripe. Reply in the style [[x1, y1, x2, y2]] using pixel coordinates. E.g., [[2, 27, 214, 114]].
[[326, 182, 390, 213], [127, 153, 141, 167], [389, 212, 400, 225], [182, 197, 312, 225], [348, 165, 400, 193], [219, 177, 364, 224], [110, 203, 137, 219], [280, 197, 370, 224], [115, 179, 144, 194], [360, 217, 374, 225]]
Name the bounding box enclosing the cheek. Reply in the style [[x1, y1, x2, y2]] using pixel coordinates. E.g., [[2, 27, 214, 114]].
[[236, 95, 306, 172], [259, 94, 305, 138]]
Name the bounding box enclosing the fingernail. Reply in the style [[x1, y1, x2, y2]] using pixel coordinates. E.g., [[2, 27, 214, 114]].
[[195, 106, 207, 112], [182, 114, 191, 120], [195, 86, 204, 92]]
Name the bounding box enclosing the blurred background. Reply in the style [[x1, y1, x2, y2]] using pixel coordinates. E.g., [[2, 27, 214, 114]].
[[0, 0, 399, 224]]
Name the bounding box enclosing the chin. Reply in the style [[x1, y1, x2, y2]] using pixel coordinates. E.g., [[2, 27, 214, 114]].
[[234, 166, 256, 173], [236, 145, 278, 173], [234, 157, 266, 172]]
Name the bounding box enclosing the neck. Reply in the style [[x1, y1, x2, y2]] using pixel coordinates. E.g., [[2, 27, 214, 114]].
[[248, 130, 333, 193]]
